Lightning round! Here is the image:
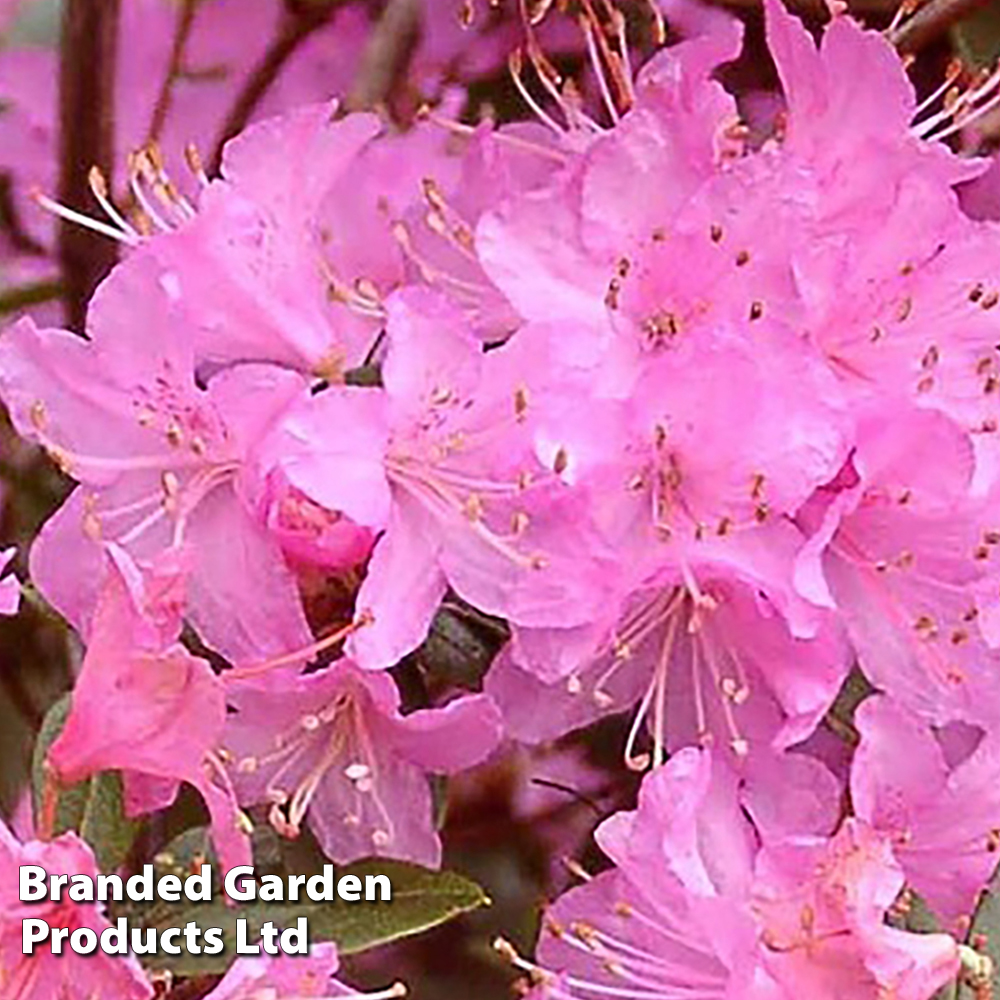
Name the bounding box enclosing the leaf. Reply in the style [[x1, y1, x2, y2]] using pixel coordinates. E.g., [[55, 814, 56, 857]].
[[822, 665, 874, 747], [418, 602, 508, 693], [79, 773, 141, 873], [31, 694, 140, 872], [137, 857, 490, 977]]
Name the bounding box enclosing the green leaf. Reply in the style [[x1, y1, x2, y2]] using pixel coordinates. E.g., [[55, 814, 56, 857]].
[[31, 694, 140, 872], [418, 603, 508, 693], [137, 857, 490, 977], [822, 666, 874, 747]]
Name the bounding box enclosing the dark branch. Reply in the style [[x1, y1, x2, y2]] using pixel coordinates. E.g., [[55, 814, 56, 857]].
[[0, 174, 47, 257], [346, 0, 421, 112], [57, 0, 121, 334], [208, 1, 344, 175], [0, 280, 63, 317], [705, 0, 904, 14], [146, 0, 200, 144], [888, 0, 992, 53]]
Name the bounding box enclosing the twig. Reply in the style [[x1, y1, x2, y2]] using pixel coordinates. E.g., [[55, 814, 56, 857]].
[[704, 0, 906, 14], [146, 0, 200, 144], [207, 1, 343, 175], [57, 0, 121, 334], [0, 280, 63, 317], [888, 0, 993, 52], [0, 174, 47, 257], [707, 0, 985, 37], [346, 0, 422, 112]]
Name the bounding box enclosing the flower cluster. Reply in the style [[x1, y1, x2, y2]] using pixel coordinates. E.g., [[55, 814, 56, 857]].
[[3, 0, 1000, 996]]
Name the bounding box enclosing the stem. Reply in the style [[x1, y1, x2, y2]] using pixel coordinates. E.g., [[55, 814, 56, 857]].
[[38, 765, 59, 840], [0, 173, 47, 257], [145, 0, 200, 144], [346, 0, 422, 112], [0, 280, 63, 316], [888, 0, 993, 52], [57, 0, 121, 334], [705, 0, 903, 13], [208, 1, 343, 175]]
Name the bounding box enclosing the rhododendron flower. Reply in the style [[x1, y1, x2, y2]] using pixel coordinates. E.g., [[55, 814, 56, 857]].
[[489, 517, 851, 767], [0, 0, 371, 266], [253, 286, 616, 669], [225, 657, 503, 866], [0, 820, 152, 1000], [0, 253, 314, 664], [763, 0, 981, 189], [795, 405, 1000, 726], [751, 820, 960, 999], [204, 941, 404, 1000], [118, 101, 569, 370], [135, 103, 386, 378], [510, 749, 959, 1000], [46, 544, 252, 878], [852, 695, 1000, 929], [5, 0, 1000, 995]]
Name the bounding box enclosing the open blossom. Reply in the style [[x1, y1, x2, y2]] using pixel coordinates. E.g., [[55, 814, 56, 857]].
[[251, 286, 616, 669], [136, 102, 386, 378], [0, 251, 316, 664], [0, 820, 152, 1000], [511, 749, 958, 1000], [852, 695, 1000, 930], [795, 404, 1000, 727], [46, 543, 252, 879], [488, 518, 851, 768], [225, 657, 503, 866], [204, 942, 404, 1000], [0, 0, 372, 276], [109, 96, 576, 376], [0, 0, 588, 287]]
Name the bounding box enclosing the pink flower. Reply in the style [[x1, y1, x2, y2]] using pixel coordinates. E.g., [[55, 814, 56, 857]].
[[488, 520, 850, 768], [46, 544, 252, 879], [0, 0, 370, 261], [752, 820, 960, 1000], [0, 252, 313, 664], [252, 287, 616, 669], [225, 657, 503, 866], [852, 694, 1000, 930], [134, 101, 564, 372], [764, 0, 979, 189], [203, 941, 404, 1000], [141, 102, 385, 378], [0, 820, 152, 1000], [480, 306, 850, 764], [510, 749, 959, 1000], [794, 404, 1000, 727]]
